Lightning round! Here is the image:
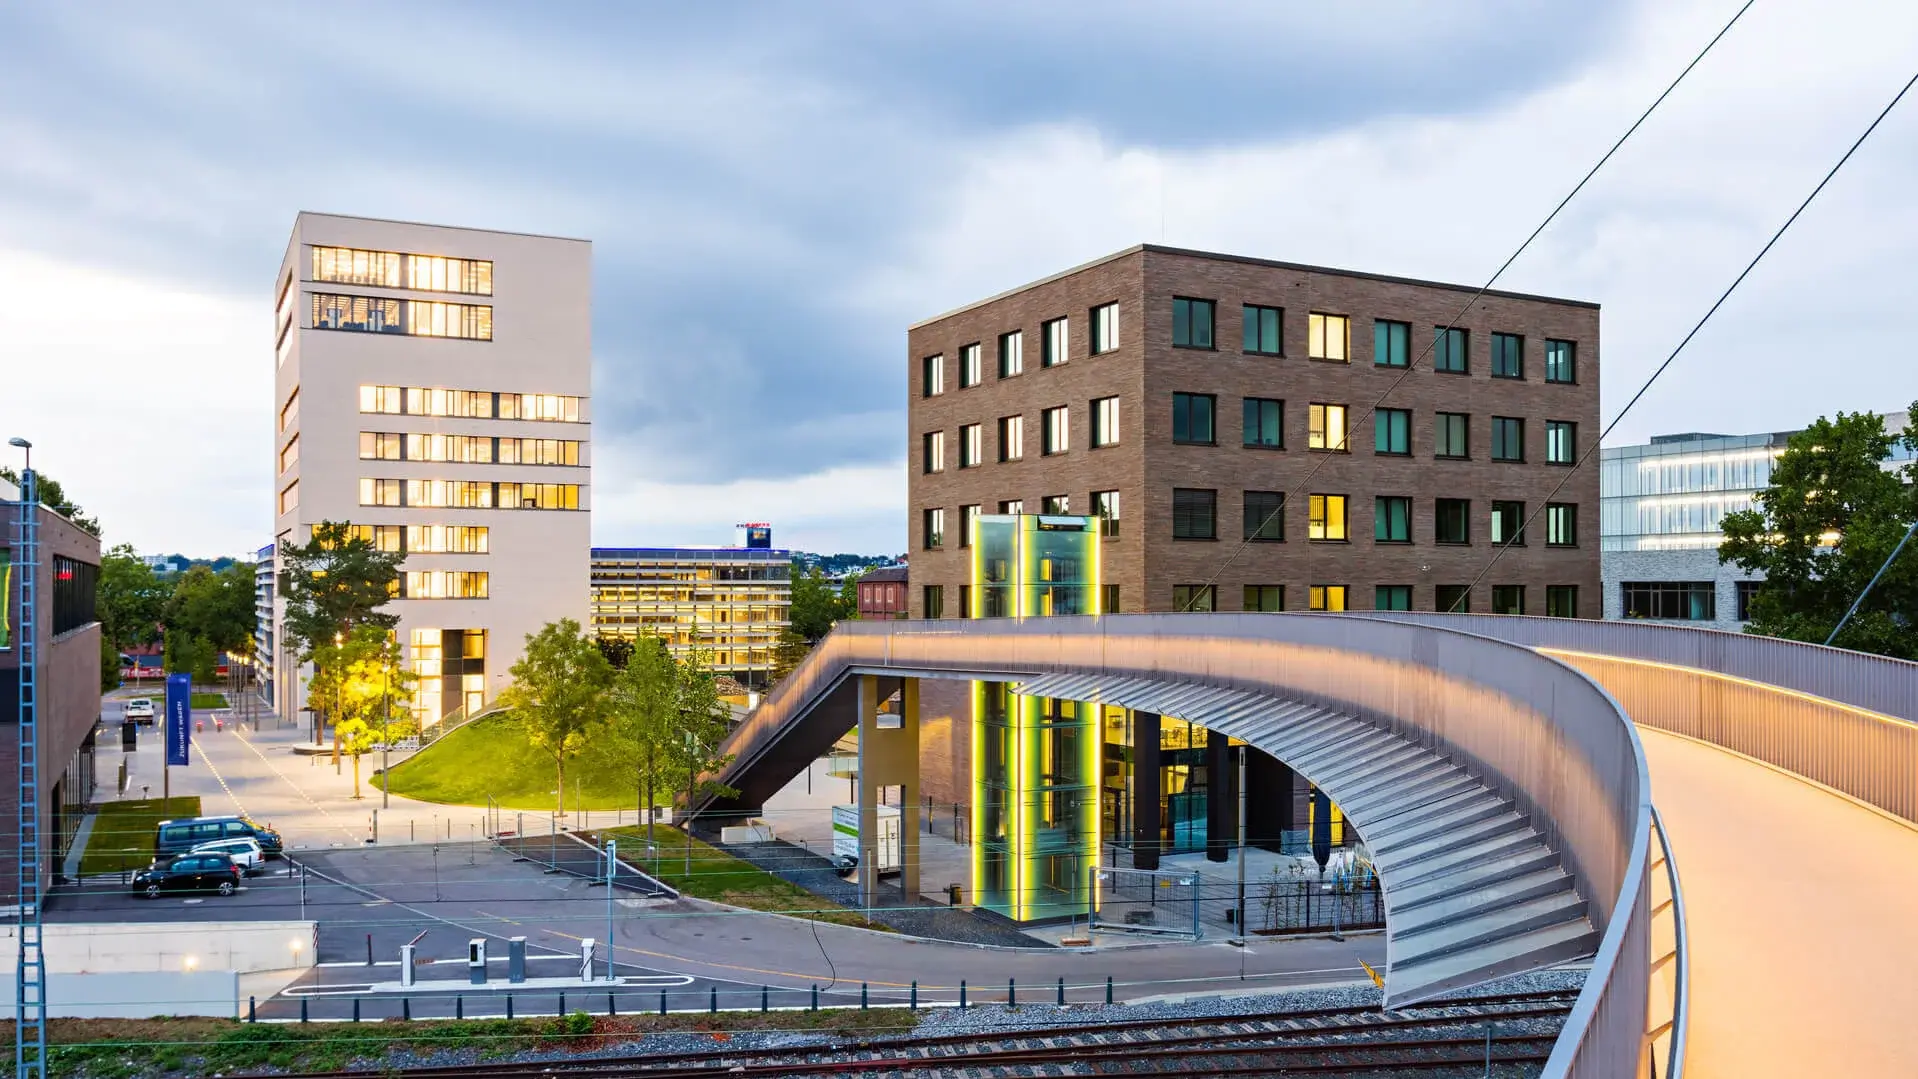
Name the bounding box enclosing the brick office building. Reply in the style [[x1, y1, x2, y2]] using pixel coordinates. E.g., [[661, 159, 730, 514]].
[[907, 244, 1600, 620]]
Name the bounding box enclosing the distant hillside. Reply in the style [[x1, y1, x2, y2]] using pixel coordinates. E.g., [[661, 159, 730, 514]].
[[793, 552, 904, 578]]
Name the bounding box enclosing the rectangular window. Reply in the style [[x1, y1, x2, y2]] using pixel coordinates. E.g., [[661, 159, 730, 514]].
[[1546, 420, 1576, 465], [923, 508, 945, 549], [1622, 582, 1718, 620], [1172, 297, 1215, 348], [502, 438, 582, 466], [1436, 498, 1470, 544], [1092, 490, 1121, 537], [1491, 585, 1526, 615], [1434, 326, 1469, 373], [1374, 319, 1410, 367], [503, 392, 580, 422], [1436, 585, 1471, 613], [1042, 406, 1070, 454], [1173, 584, 1216, 612], [1042, 494, 1070, 514], [1308, 313, 1349, 361], [922, 355, 945, 397], [1242, 397, 1283, 448], [1547, 585, 1579, 618], [1091, 396, 1121, 447], [1375, 408, 1410, 455], [348, 524, 404, 552], [511, 482, 580, 511], [960, 504, 981, 548], [998, 331, 1024, 378], [1308, 403, 1348, 451], [923, 431, 946, 474], [1042, 317, 1068, 367], [924, 585, 945, 619], [1243, 491, 1285, 542], [311, 293, 491, 340], [1375, 496, 1411, 542], [402, 570, 490, 600], [1245, 585, 1285, 612], [959, 584, 974, 618], [278, 480, 299, 516], [310, 245, 402, 288], [1435, 412, 1470, 458], [405, 479, 498, 509], [1172, 488, 1217, 540], [409, 433, 493, 463], [1172, 393, 1215, 445], [1492, 332, 1524, 378], [1545, 339, 1576, 383], [359, 478, 402, 507], [279, 390, 300, 432], [1491, 500, 1526, 546], [1735, 580, 1760, 621], [311, 246, 492, 294], [1102, 584, 1121, 613], [1308, 494, 1347, 541], [998, 415, 1025, 461], [1091, 303, 1119, 354], [358, 432, 403, 460], [1376, 585, 1413, 611], [959, 424, 983, 468], [1243, 304, 1283, 354], [1309, 585, 1348, 612], [1546, 503, 1578, 547], [278, 435, 300, 474], [959, 343, 982, 388], [405, 525, 489, 554], [360, 385, 404, 414], [999, 499, 1024, 515], [1492, 417, 1525, 461]]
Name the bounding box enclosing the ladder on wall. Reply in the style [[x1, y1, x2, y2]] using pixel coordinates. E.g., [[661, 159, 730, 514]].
[[13, 473, 46, 1079]]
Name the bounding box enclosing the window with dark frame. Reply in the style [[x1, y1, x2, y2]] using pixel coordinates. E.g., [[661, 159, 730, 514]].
[[1103, 584, 1121, 613], [923, 431, 945, 474], [1172, 297, 1215, 348], [1092, 396, 1121, 447], [1093, 490, 1120, 537], [1547, 420, 1577, 465], [1308, 403, 1348, 451], [1172, 488, 1217, 540], [959, 424, 982, 468], [1735, 581, 1761, 621], [1244, 304, 1283, 354], [959, 504, 980, 547], [1547, 585, 1579, 618], [1491, 500, 1526, 546], [923, 585, 945, 619], [1492, 416, 1525, 461], [1436, 585, 1471, 613], [1376, 408, 1410, 455], [1308, 494, 1347, 541], [998, 331, 1024, 378], [1434, 326, 1469, 373], [1043, 317, 1069, 367], [1436, 412, 1470, 458], [1309, 585, 1348, 612], [1545, 339, 1576, 383], [1308, 313, 1350, 361], [1547, 503, 1578, 547], [1244, 585, 1285, 612], [922, 354, 944, 397], [1173, 584, 1216, 612], [959, 584, 973, 619], [1375, 585, 1412, 611], [1243, 491, 1285, 542], [1042, 406, 1069, 454], [1041, 494, 1069, 514], [922, 507, 945, 549], [1091, 302, 1119, 353], [959, 342, 982, 387], [1491, 585, 1525, 615], [1436, 498, 1470, 544], [999, 499, 1024, 515], [1172, 393, 1216, 445], [998, 415, 1024, 461], [1243, 397, 1283, 448], [1374, 319, 1410, 367], [1375, 496, 1411, 542], [1622, 581, 1717, 620], [1492, 332, 1523, 378]]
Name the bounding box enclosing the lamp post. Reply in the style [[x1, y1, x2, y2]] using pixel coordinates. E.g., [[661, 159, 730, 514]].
[[380, 644, 391, 809], [332, 631, 343, 773]]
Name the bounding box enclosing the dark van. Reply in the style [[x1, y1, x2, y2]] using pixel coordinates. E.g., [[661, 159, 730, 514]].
[[154, 816, 284, 860]]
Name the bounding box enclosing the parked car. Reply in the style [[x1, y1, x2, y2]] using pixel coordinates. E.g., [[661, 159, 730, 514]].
[[155, 816, 284, 860], [190, 837, 264, 875], [123, 699, 156, 724], [130, 852, 243, 898]]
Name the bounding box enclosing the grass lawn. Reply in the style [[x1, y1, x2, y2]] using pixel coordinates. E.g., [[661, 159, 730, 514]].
[[189, 692, 227, 709], [381, 713, 660, 812], [9, 1010, 916, 1079], [603, 825, 882, 931], [78, 797, 202, 876]]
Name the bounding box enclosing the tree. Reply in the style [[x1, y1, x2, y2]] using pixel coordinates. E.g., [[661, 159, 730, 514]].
[[1720, 406, 1918, 658], [787, 566, 852, 642], [278, 521, 403, 664], [667, 645, 737, 874], [595, 635, 635, 671], [335, 718, 379, 799], [0, 467, 100, 535], [769, 627, 811, 683], [601, 636, 681, 853], [497, 618, 615, 819], [97, 544, 166, 654], [162, 563, 255, 684], [304, 625, 419, 770]]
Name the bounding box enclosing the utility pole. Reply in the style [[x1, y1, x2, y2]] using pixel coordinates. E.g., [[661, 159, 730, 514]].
[[1236, 745, 1248, 941], [380, 651, 390, 809], [604, 838, 618, 982]]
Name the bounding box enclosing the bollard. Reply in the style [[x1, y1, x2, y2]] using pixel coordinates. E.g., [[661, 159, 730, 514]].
[[1008, 977, 1016, 1009], [608, 992, 616, 1017], [709, 985, 718, 1014], [455, 995, 462, 1020], [247, 996, 256, 1023], [811, 984, 819, 1011], [366, 934, 374, 966], [1057, 977, 1065, 1005], [558, 991, 566, 1018], [403, 998, 411, 1021], [762, 985, 769, 1013], [505, 995, 514, 1020], [960, 980, 968, 1010], [861, 982, 869, 1010], [352, 998, 360, 1023], [300, 997, 309, 1023], [659, 990, 667, 1016], [910, 981, 918, 1010], [1106, 976, 1114, 1005]]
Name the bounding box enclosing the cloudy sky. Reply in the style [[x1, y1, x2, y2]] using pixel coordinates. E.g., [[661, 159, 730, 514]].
[[0, 0, 1913, 558]]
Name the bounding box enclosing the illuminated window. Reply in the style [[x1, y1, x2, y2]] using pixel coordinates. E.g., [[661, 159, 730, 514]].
[[1091, 396, 1120, 447], [500, 438, 581, 466], [406, 253, 492, 294], [1308, 313, 1349, 361], [960, 343, 982, 388], [1172, 297, 1214, 348], [1042, 317, 1068, 367], [406, 525, 489, 554], [922, 355, 944, 397], [501, 392, 580, 422], [509, 483, 580, 510], [279, 389, 300, 432], [1308, 585, 1348, 611], [1308, 403, 1348, 451], [998, 331, 1024, 378], [312, 246, 401, 288], [312, 246, 491, 294], [1374, 320, 1410, 367], [404, 480, 493, 509], [1434, 326, 1469, 373], [278, 435, 299, 474], [359, 478, 402, 507], [403, 571, 490, 599], [923, 431, 945, 474], [359, 385, 404, 414], [359, 432, 403, 460], [1308, 494, 1347, 540], [278, 481, 299, 515], [312, 292, 490, 338], [1090, 303, 1119, 354], [347, 524, 403, 552], [959, 424, 983, 468]]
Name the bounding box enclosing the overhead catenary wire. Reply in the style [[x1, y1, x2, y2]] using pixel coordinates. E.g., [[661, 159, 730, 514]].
[[1457, 66, 1918, 605], [1179, 0, 1759, 609]]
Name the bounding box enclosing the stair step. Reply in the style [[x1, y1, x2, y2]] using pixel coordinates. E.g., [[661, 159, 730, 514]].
[[1378, 811, 1527, 865], [1394, 890, 1589, 964], [1387, 917, 1599, 1008], [1332, 758, 1454, 809], [1379, 830, 1544, 888], [1345, 774, 1481, 822], [1368, 795, 1509, 856]]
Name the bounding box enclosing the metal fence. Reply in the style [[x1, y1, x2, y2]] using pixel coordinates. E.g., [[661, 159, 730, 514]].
[[1090, 866, 1200, 939]]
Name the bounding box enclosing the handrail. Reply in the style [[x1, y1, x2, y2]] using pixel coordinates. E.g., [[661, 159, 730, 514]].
[[1646, 803, 1690, 1079]]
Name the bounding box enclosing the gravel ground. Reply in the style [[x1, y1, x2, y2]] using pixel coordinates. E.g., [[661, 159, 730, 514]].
[[712, 837, 1049, 948]]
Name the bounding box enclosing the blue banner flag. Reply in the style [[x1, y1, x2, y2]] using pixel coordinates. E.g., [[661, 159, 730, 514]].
[[164, 672, 192, 767]]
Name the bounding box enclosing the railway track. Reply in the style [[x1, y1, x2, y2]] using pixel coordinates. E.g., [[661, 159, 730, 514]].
[[288, 989, 1576, 1078]]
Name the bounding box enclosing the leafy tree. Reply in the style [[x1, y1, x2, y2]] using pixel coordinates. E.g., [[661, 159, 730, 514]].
[[601, 636, 680, 852], [278, 521, 403, 663], [595, 635, 635, 671], [668, 645, 737, 874], [1720, 406, 1918, 658], [497, 618, 615, 819], [788, 565, 854, 642], [769, 627, 811, 683], [0, 467, 100, 535], [163, 633, 218, 684], [161, 562, 256, 686], [335, 718, 380, 799], [305, 626, 418, 769], [97, 544, 167, 654]]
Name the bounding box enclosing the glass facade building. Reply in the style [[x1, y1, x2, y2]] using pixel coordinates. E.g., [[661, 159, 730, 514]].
[[1600, 432, 1794, 553], [590, 546, 792, 687]]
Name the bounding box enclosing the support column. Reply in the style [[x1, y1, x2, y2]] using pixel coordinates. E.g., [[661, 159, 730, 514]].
[[1205, 734, 1232, 863], [1131, 710, 1161, 871], [857, 675, 921, 912], [1245, 750, 1295, 854]]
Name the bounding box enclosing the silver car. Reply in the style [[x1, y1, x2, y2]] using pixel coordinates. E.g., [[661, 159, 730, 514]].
[[123, 699, 156, 724], [189, 837, 264, 875]]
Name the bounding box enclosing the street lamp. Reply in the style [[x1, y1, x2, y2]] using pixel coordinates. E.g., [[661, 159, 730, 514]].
[[7, 437, 29, 475]]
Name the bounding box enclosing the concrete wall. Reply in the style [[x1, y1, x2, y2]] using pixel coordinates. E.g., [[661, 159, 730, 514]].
[[0, 970, 240, 1019], [0, 920, 318, 974]]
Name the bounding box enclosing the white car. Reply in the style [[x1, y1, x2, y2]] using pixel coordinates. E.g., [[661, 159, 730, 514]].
[[189, 837, 264, 875], [123, 699, 156, 724]]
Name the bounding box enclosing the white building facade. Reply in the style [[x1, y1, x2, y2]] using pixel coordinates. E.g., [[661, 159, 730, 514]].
[[269, 213, 592, 726]]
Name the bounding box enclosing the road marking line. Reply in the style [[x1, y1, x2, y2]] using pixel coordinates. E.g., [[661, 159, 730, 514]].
[[234, 729, 364, 844], [193, 741, 248, 819]]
